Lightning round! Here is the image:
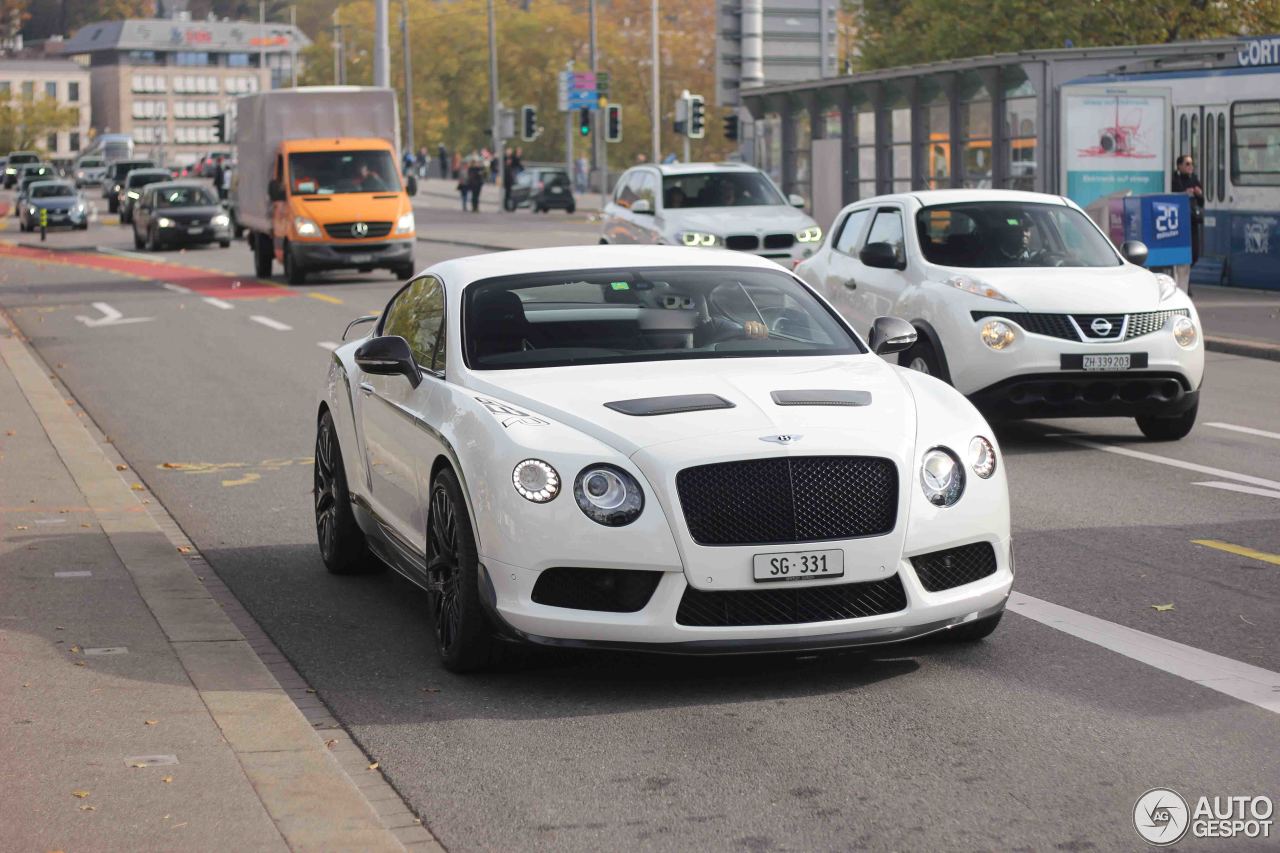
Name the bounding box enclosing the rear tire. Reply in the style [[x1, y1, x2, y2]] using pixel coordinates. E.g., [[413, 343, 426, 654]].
[[218, 239, 231, 249], [314, 410, 379, 575], [1136, 400, 1198, 441], [944, 610, 1003, 642], [253, 233, 273, 278], [566, 203, 576, 214]]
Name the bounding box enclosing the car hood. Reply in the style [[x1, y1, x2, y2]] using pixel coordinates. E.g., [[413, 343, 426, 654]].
[[30, 198, 78, 209], [936, 264, 1162, 313], [466, 354, 913, 458], [660, 205, 817, 237]]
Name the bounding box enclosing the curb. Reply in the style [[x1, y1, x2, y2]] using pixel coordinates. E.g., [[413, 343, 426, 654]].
[[0, 311, 442, 852], [1205, 336, 1280, 362]]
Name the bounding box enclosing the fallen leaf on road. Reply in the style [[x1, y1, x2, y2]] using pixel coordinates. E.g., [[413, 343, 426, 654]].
[[71, 790, 90, 798], [177, 546, 191, 554], [1241, 614, 1255, 625], [162, 776, 173, 784], [305, 687, 316, 693], [115, 464, 127, 471], [367, 762, 379, 771], [172, 823, 188, 829], [4, 430, 14, 436], [144, 720, 158, 726], [1151, 603, 1175, 612], [56, 626, 64, 630], [74, 661, 85, 667], [22, 682, 30, 687], [325, 739, 337, 749], [79, 805, 95, 812], [80, 523, 90, 528], [129, 762, 148, 768], [421, 687, 440, 693], [69, 645, 81, 654], [15, 525, 28, 530], [130, 483, 145, 491]]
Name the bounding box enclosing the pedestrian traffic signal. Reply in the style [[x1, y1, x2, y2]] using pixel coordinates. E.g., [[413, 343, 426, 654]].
[[688, 94, 706, 139], [605, 104, 622, 143], [578, 107, 591, 137], [521, 105, 538, 141], [723, 113, 739, 141]]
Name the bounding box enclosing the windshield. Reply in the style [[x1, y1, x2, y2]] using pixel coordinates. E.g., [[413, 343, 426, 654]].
[[156, 186, 216, 207], [31, 183, 75, 198], [661, 171, 785, 209], [9, 153, 38, 165], [79, 158, 104, 168], [464, 266, 861, 370], [128, 172, 169, 188], [916, 202, 1122, 268], [287, 150, 400, 195]]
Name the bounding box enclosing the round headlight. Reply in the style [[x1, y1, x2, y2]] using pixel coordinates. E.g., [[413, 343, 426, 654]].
[[968, 436, 997, 479], [512, 459, 560, 503], [574, 464, 644, 526], [980, 319, 1016, 350], [920, 447, 965, 507], [1172, 315, 1197, 348]]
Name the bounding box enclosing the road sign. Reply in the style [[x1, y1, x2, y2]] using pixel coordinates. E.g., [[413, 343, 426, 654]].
[[558, 69, 602, 111]]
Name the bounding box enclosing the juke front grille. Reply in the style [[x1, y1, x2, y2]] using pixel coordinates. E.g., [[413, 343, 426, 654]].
[[675, 456, 898, 546], [971, 309, 1190, 342], [676, 574, 907, 627]]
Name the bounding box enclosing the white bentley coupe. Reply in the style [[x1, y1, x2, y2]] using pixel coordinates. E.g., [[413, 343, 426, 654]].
[[314, 246, 1012, 671]]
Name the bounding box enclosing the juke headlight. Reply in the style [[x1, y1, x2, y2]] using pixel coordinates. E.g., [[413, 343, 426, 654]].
[[795, 226, 823, 243], [920, 447, 965, 507], [678, 231, 719, 247], [1172, 315, 1198, 348], [980, 319, 1016, 350], [575, 464, 644, 526]]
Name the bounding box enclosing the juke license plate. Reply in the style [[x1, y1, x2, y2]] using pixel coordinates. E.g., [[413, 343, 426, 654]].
[[1061, 353, 1148, 371], [753, 549, 844, 583]]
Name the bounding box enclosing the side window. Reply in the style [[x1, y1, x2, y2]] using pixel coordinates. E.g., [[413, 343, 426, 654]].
[[636, 171, 657, 206], [865, 208, 906, 264], [614, 170, 637, 206], [381, 276, 446, 370], [833, 209, 870, 254]]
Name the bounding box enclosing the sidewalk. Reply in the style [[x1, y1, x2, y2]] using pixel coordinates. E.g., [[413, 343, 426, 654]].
[[1192, 284, 1280, 362], [0, 315, 438, 850], [412, 175, 606, 215]]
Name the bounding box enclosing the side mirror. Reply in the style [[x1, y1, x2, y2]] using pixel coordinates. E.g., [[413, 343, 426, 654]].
[[788, 193, 806, 208], [355, 336, 421, 388], [1121, 240, 1149, 266], [860, 241, 904, 270], [268, 179, 285, 202], [867, 316, 918, 356], [631, 198, 653, 215]]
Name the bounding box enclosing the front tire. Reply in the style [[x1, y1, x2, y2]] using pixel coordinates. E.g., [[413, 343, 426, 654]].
[[393, 263, 414, 280], [284, 243, 307, 284], [253, 233, 273, 278], [427, 468, 503, 673], [218, 239, 231, 249], [566, 203, 576, 214], [314, 410, 378, 574], [1136, 400, 1198, 441], [145, 226, 159, 252], [133, 228, 144, 249], [898, 335, 947, 382]]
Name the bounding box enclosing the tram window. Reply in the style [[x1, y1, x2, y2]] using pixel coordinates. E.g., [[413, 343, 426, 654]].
[[1205, 118, 1215, 201], [1231, 100, 1280, 186], [1217, 113, 1227, 200], [1190, 114, 1199, 166], [1179, 115, 1189, 160]]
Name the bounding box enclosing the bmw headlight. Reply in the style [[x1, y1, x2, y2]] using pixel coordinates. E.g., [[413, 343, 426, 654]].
[[942, 274, 1013, 302], [678, 231, 720, 247], [157, 217, 175, 228], [395, 211, 415, 234], [28, 205, 37, 216], [968, 436, 997, 479], [513, 459, 560, 503], [1155, 273, 1178, 302], [920, 447, 965, 507], [293, 215, 320, 237], [795, 226, 823, 243], [211, 213, 230, 227], [574, 464, 644, 526], [980, 319, 1016, 350], [1172, 315, 1198, 348], [127, 190, 140, 199]]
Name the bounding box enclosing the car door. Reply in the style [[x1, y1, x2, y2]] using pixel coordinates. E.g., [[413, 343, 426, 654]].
[[816, 207, 872, 329], [602, 169, 638, 243], [851, 206, 912, 333], [356, 275, 450, 560]]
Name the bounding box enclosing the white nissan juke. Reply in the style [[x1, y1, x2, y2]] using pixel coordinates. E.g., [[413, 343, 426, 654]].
[[796, 190, 1205, 440]]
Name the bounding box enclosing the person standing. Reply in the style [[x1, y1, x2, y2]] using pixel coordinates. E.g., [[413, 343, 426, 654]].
[[502, 147, 515, 212], [438, 143, 448, 179], [402, 148, 416, 178], [1172, 153, 1205, 266], [450, 150, 462, 180], [466, 156, 486, 212], [456, 160, 471, 210], [213, 156, 227, 201]]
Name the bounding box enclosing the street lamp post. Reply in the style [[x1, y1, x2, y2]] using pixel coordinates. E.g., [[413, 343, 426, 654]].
[[400, 0, 414, 158], [374, 0, 390, 88], [651, 0, 660, 164], [487, 0, 500, 161]]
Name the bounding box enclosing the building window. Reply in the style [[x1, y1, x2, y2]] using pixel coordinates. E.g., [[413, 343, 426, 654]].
[[822, 106, 841, 139], [888, 95, 911, 193], [21, 81, 34, 99], [175, 51, 212, 67], [69, 132, 80, 152], [47, 133, 58, 152], [918, 80, 950, 190], [128, 50, 161, 65], [756, 112, 783, 185], [854, 104, 876, 200], [959, 73, 992, 188], [45, 81, 57, 99], [227, 53, 253, 67], [68, 81, 80, 102], [1002, 69, 1036, 190], [1231, 100, 1280, 186], [789, 109, 811, 203]]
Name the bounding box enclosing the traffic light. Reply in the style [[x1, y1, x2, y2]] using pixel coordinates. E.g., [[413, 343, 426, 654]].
[[213, 113, 228, 143], [605, 104, 622, 143], [578, 107, 591, 137], [688, 94, 705, 139], [723, 113, 739, 141], [521, 105, 538, 141]]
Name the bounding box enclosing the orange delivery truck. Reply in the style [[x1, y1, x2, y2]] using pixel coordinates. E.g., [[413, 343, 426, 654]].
[[233, 86, 415, 285]]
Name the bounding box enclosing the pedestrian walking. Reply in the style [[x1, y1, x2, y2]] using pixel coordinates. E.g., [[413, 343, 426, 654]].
[[502, 148, 515, 212], [456, 161, 471, 210], [417, 146, 429, 178], [402, 149, 416, 177], [490, 153, 501, 185], [438, 143, 449, 179], [1172, 153, 1205, 266], [221, 160, 234, 201], [213, 156, 227, 201], [512, 147, 524, 176], [450, 150, 462, 180], [466, 156, 486, 212]]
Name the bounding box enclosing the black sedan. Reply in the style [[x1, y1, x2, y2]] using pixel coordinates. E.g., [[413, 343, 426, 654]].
[[118, 168, 174, 224], [505, 167, 576, 213], [19, 181, 89, 232], [132, 182, 232, 251]]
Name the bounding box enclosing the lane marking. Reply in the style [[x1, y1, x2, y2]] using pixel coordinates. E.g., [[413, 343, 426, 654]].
[[1192, 538, 1280, 567], [221, 472, 261, 487], [74, 302, 154, 328], [249, 315, 291, 331], [1206, 422, 1280, 442], [1009, 592, 1280, 715], [203, 297, 234, 310], [308, 292, 344, 305], [161, 283, 191, 294], [54, 571, 92, 578], [1194, 481, 1280, 500], [1053, 434, 1280, 491], [317, 341, 340, 351]]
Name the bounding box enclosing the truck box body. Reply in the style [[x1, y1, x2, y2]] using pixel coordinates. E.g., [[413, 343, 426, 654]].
[[233, 87, 399, 234]]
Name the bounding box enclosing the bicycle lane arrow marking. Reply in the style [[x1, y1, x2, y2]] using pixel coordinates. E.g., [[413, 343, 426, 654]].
[[75, 302, 155, 328]]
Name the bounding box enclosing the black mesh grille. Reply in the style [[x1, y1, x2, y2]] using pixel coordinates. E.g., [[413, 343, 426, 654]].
[[676, 574, 906, 626], [531, 567, 663, 613], [911, 542, 998, 592], [725, 235, 759, 251], [972, 311, 1077, 341], [763, 233, 796, 249], [676, 456, 898, 546], [1126, 309, 1189, 339], [324, 221, 393, 239]]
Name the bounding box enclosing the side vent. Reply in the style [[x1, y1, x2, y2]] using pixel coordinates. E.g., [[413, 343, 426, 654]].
[[771, 389, 872, 407], [605, 394, 735, 416]]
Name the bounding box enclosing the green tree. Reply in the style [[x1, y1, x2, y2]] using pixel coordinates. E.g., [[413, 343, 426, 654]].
[[0, 96, 81, 152]]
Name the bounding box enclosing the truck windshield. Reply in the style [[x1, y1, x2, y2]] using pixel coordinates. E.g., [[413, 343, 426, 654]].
[[287, 151, 400, 195]]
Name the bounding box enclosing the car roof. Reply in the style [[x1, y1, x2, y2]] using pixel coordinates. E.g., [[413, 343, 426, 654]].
[[435, 244, 789, 289], [128, 168, 173, 178], [848, 188, 1070, 208], [29, 179, 74, 189], [645, 161, 761, 176], [146, 180, 214, 191]]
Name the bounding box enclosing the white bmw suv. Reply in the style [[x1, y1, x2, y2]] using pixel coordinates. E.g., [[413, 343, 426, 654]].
[[600, 162, 824, 268], [796, 189, 1204, 440]]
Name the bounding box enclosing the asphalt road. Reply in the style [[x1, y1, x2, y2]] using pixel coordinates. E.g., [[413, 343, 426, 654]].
[[2, 208, 1278, 851]]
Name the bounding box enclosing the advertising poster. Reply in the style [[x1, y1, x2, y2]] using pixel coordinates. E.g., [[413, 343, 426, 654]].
[[1060, 86, 1170, 208]]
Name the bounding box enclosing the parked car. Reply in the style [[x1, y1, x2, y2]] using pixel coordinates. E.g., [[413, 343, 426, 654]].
[[314, 245, 1012, 671], [118, 168, 175, 224], [74, 156, 108, 187], [795, 189, 1204, 440], [4, 150, 40, 188], [132, 182, 232, 251], [19, 180, 88, 231], [601, 162, 824, 268], [102, 159, 156, 213], [506, 167, 575, 213]]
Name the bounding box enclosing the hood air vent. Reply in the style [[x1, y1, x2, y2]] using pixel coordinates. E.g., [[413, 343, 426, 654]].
[[605, 394, 735, 416], [771, 389, 872, 407]]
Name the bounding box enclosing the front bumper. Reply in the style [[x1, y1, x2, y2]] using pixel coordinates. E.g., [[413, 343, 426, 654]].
[[157, 223, 231, 244], [291, 238, 413, 271]]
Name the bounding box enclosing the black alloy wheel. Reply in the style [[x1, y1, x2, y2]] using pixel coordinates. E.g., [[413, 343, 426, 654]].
[[314, 410, 377, 574], [426, 468, 502, 672]]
